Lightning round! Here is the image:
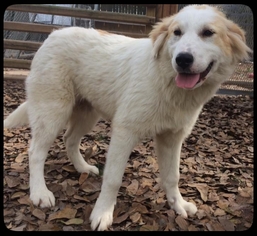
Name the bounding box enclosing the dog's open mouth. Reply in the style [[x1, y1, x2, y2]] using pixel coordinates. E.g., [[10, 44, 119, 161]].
[[175, 62, 214, 89]]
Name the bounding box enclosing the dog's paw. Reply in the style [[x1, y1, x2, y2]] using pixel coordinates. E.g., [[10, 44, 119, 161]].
[[90, 205, 114, 231], [30, 189, 55, 208], [76, 164, 99, 175], [169, 198, 197, 218]]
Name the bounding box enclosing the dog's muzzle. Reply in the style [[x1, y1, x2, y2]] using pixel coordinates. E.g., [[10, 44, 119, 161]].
[[175, 53, 214, 89]]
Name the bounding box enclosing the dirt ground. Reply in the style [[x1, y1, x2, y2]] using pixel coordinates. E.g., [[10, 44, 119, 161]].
[[4, 79, 253, 231]]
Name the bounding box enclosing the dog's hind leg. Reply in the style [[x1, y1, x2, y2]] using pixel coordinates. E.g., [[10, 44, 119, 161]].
[[28, 100, 73, 208], [64, 101, 99, 175]]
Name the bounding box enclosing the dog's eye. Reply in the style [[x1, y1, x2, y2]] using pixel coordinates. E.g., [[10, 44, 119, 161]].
[[174, 29, 182, 36], [202, 29, 214, 37]]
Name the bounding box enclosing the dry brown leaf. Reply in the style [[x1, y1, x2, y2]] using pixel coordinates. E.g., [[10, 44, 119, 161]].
[[11, 191, 26, 199], [140, 177, 153, 188], [131, 202, 148, 214], [113, 212, 130, 224], [38, 223, 61, 231], [15, 152, 27, 163], [217, 199, 229, 210], [48, 207, 77, 221], [238, 187, 252, 198], [5, 176, 20, 188], [79, 173, 89, 185], [188, 224, 198, 231], [127, 179, 139, 195], [175, 215, 189, 231], [188, 183, 208, 202], [17, 195, 32, 206], [211, 221, 225, 231], [196, 209, 207, 219], [208, 191, 219, 201], [12, 224, 27, 231], [140, 222, 158, 231], [214, 208, 226, 216], [61, 218, 84, 225], [80, 180, 101, 194], [66, 183, 76, 197], [62, 165, 77, 173], [32, 208, 46, 221], [130, 212, 141, 223], [73, 194, 89, 202]]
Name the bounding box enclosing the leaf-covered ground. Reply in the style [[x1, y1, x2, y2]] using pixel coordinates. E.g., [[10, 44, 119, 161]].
[[4, 79, 253, 231]]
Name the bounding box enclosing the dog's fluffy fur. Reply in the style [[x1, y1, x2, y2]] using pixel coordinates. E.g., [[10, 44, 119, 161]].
[[4, 5, 251, 230]]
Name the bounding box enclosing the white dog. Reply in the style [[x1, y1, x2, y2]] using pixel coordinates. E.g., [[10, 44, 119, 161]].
[[4, 5, 251, 230]]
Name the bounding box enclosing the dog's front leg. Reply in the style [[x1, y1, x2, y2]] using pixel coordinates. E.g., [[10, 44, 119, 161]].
[[155, 130, 197, 218], [90, 126, 139, 231]]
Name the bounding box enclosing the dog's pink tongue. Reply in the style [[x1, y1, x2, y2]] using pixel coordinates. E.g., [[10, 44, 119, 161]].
[[175, 73, 200, 89]]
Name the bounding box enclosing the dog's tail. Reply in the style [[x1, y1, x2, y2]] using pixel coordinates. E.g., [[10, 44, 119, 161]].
[[4, 102, 29, 128]]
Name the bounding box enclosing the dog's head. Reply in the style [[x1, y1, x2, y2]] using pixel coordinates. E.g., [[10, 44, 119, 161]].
[[150, 5, 252, 90]]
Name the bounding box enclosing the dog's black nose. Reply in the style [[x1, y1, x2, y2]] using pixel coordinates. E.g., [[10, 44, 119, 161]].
[[176, 53, 194, 70]]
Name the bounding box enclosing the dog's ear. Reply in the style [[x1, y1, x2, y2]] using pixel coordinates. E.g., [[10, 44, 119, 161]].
[[226, 20, 252, 62], [149, 16, 174, 58]]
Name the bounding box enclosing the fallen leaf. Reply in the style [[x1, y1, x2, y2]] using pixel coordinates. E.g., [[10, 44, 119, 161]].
[[130, 212, 141, 223], [17, 195, 32, 206], [12, 224, 27, 231], [73, 194, 89, 202], [79, 173, 89, 185], [62, 226, 75, 231], [140, 177, 153, 188], [127, 179, 139, 195], [208, 191, 219, 201], [11, 191, 26, 199], [15, 152, 27, 163], [131, 202, 148, 214], [66, 183, 76, 197], [62, 165, 76, 173], [80, 180, 101, 194], [188, 183, 208, 202], [175, 215, 189, 231], [5, 176, 20, 188], [218, 217, 235, 231], [48, 207, 77, 221], [214, 208, 226, 216], [196, 209, 207, 219], [113, 212, 130, 224], [61, 218, 83, 225], [140, 222, 158, 231], [32, 208, 46, 221], [38, 223, 61, 231]]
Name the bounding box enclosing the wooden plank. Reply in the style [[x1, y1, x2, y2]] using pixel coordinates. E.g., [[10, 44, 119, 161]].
[[107, 30, 147, 38], [95, 21, 146, 33], [145, 6, 157, 34], [217, 89, 253, 97], [7, 4, 155, 25], [4, 21, 61, 34], [4, 58, 31, 69], [223, 80, 253, 89], [4, 21, 147, 38], [4, 39, 42, 51], [4, 74, 27, 80], [156, 5, 163, 21], [170, 4, 178, 15]]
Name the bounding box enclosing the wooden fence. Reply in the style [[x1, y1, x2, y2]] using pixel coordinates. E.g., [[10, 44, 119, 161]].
[[4, 4, 177, 75], [3, 4, 253, 97]]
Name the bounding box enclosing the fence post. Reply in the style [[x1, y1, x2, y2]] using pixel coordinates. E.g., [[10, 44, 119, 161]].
[[156, 4, 178, 21]]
